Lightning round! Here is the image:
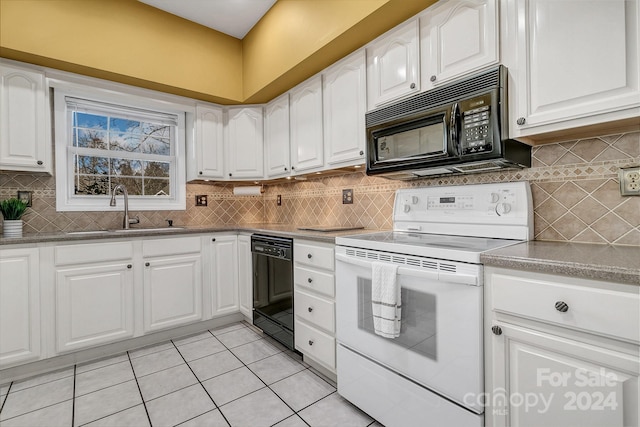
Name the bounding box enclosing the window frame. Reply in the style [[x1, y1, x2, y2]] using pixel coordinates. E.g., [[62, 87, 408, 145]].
[[53, 81, 188, 212]]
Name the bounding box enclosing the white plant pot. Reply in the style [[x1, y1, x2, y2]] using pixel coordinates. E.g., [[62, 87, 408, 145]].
[[3, 219, 23, 238]]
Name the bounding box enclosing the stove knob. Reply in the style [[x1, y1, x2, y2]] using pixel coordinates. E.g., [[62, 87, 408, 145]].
[[403, 204, 411, 213], [495, 202, 512, 216], [489, 192, 500, 203]]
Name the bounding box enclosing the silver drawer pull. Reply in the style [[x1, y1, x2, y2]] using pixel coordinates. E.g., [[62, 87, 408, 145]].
[[307, 278, 313, 283], [555, 301, 569, 313], [491, 325, 502, 336], [307, 253, 312, 259], [308, 307, 313, 312], [308, 340, 314, 346]]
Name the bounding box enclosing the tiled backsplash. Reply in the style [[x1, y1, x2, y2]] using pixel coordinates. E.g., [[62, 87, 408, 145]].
[[1, 132, 638, 245]]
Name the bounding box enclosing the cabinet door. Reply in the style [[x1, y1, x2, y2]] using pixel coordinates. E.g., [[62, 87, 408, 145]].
[[265, 94, 291, 178], [56, 262, 134, 352], [237, 234, 252, 318], [195, 104, 224, 179], [421, 0, 498, 91], [366, 19, 420, 110], [488, 322, 639, 427], [226, 106, 264, 179], [0, 248, 40, 367], [290, 76, 324, 173], [509, 0, 640, 135], [323, 50, 367, 167], [211, 235, 239, 317], [0, 63, 51, 173], [143, 254, 203, 332]]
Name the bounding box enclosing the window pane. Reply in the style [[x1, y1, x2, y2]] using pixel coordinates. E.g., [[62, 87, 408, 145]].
[[76, 129, 108, 148], [111, 158, 143, 177], [142, 123, 171, 138], [76, 176, 109, 195], [110, 117, 142, 134], [144, 161, 170, 178], [112, 178, 143, 195], [140, 136, 170, 155], [145, 179, 170, 196], [74, 112, 108, 130], [76, 155, 109, 174]]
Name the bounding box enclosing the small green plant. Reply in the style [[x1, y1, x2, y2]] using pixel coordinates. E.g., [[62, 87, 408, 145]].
[[0, 198, 28, 220]]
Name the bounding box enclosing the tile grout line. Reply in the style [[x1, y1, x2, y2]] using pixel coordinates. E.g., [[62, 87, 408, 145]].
[[170, 337, 233, 427], [71, 365, 76, 427], [0, 381, 12, 414], [126, 351, 153, 427]]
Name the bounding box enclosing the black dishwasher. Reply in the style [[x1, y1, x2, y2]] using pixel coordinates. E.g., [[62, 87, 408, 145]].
[[251, 234, 294, 350]]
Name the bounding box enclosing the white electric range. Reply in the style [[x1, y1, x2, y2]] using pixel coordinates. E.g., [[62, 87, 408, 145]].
[[335, 181, 533, 427]]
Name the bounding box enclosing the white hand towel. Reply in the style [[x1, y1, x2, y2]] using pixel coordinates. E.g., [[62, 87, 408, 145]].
[[371, 262, 401, 338]]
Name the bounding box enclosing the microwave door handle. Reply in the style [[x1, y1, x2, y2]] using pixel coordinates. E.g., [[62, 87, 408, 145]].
[[450, 102, 460, 155]]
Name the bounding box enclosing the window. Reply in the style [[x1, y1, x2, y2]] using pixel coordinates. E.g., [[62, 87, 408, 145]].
[[54, 87, 187, 211]]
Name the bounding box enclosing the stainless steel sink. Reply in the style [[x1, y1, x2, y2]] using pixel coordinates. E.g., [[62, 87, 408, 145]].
[[112, 227, 184, 233], [66, 230, 110, 235]]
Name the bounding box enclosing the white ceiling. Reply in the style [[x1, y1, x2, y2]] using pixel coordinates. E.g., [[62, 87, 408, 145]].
[[138, 0, 277, 39]]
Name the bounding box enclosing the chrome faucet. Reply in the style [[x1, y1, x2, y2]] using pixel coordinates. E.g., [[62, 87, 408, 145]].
[[109, 184, 140, 229]]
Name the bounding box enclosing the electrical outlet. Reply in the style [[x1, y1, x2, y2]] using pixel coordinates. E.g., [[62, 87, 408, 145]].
[[195, 195, 208, 206], [619, 167, 640, 196], [342, 189, 353, 204], [277, 195, 282, 206]]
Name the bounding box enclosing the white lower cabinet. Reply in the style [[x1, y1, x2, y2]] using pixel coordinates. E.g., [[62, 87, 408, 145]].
[[293, 239, 336, 373], [143, 237, 203, 333], [485, 267, 640, 427], [237, 234, 253, 319], [0, 247, 41, 368], [54, 241, 135, 353], [209, 235, 239, 317]]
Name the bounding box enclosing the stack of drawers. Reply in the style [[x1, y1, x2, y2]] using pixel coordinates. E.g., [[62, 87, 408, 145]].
[[293, 239, 336, 373]]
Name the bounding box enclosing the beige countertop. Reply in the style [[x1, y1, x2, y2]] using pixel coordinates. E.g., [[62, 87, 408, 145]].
[[481, 241, 640, 286], [0, 223, 379, 246], [3, 226, 638, 285]]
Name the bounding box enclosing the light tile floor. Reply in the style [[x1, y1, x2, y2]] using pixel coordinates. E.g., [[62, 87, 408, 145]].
[[0, 322, 383, 427]]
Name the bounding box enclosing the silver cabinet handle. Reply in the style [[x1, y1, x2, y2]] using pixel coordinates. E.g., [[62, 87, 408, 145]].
[[555, 301, 569, 312], [430, 75, 436, 82], [307, 278, 313, 283], [517, 117, 526, 125], [410, 83, 416, 89], [37, 160, 43, 165], [308, 307, 313, 312], [308, 340, 314, 346], [307, 253, 312, 259], [127, 264, 132, 269], [145, 262, 150, 267], [491, 325, 502, 335]]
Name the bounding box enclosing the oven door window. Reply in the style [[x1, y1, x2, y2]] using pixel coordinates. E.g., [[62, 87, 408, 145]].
[[357, 277, 437, 361], [373, 114, 447, 163]]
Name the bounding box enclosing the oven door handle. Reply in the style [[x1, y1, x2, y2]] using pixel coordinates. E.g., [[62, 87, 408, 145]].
[[336, 253, 439, 281]]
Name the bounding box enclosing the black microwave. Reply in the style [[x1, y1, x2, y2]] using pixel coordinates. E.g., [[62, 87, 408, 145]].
[[365, 66, 531, 180]]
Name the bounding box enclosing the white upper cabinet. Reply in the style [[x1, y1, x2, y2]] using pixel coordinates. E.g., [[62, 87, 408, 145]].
[[226, 106, 264, 179], [264, 93, 291, 178], [420, 0, 498, 91], [194, 104, 224, 179], [366, 19, 420, 110], [290, 75, 324, 173], [504, 0, 640, 138], [323, 50, 367, 167], [0, 62, 51, 174]]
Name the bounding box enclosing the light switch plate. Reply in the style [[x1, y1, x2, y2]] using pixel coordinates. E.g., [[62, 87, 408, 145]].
[[195, 195, 208, 206]]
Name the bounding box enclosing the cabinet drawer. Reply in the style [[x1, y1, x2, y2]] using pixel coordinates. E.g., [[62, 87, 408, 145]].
[[295, 266, 334, 297], [55, 241, 133, 265], [142, 236, 201, 257], [294, 242, 334, 270], [295, 289, 335, 333], [492, 273, 640, 343], [295, 320, 336, 370]]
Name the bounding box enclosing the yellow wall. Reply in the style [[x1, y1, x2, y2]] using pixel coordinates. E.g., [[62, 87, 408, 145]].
[[1, 0, 436, 104]]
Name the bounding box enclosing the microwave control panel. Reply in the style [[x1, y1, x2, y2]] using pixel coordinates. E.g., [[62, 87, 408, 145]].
[[459, 93, 493, 155]]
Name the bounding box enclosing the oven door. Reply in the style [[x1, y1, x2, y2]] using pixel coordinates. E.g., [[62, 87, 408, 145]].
[[335, 249, 483, 413]]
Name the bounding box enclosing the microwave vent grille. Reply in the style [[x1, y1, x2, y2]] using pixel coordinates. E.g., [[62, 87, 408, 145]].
[[366, 66, 502, 127]]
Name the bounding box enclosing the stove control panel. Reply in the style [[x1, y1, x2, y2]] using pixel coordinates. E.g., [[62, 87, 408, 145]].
[[393, 182, 533, 239]]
